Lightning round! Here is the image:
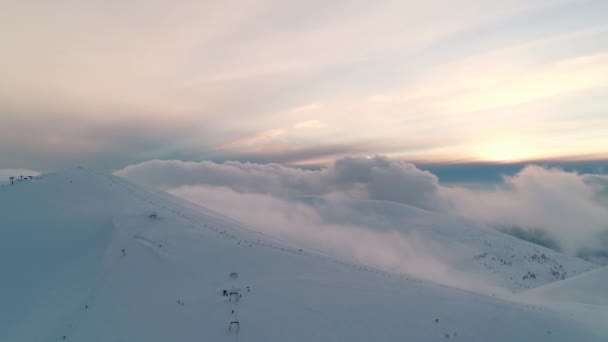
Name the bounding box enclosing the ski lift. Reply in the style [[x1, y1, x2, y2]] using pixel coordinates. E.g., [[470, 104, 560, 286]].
[[229, 321, 240, 331]]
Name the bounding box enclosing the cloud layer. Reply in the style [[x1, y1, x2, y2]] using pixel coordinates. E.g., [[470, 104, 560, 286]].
[[117, 156, 448, 210], [443, 166, 608, 257], [116, 157, 608, 271]]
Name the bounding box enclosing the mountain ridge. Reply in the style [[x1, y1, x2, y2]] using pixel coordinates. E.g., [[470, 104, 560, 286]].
[[1, 168, 605, 341]]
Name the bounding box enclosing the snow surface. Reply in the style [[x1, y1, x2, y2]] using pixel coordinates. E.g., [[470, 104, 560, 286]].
[[295, 197, 597, 292], [523, 266, 608, 306], [1, 168, 606, 341], [516, 266, 608, 337]]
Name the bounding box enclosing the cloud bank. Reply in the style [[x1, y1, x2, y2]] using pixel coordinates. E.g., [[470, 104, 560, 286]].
[[116, 157, 608, 280], [116, 156, 447, 210], [443, 166, 608, 258]]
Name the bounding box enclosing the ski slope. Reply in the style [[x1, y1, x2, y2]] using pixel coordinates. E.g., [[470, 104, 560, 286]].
[[1, 168, 605, 341]]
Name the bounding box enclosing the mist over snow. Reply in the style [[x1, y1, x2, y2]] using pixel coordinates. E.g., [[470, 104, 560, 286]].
[[443, 167, 608, 262], [163, 185, 498, 292], [115, 156, 608, 268]]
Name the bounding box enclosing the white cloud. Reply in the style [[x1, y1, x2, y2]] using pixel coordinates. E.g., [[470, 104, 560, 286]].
[[294, 120, 327, 129], [167, 184, 500, 293], [442, 166, 608, 255], [216, 129, 285, 150], [116, 156, 608, 266], [115, 156, 446, 210]]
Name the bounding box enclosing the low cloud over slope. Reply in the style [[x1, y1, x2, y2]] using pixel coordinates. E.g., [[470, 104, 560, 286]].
[[116, 157, 608, 265]]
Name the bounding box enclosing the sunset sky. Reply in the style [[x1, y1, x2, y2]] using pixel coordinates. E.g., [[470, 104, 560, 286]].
[[1, 0, 607, 171]]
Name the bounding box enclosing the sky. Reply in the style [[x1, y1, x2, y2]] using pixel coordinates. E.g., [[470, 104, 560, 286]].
[[1, 0, 608, 172]]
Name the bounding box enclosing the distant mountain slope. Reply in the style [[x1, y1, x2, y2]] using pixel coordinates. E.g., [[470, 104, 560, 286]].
[[0, 168, 605, 341], [302, 198, 597, 292], [522, 266, 608, 306], [516, 266, 608, 337]]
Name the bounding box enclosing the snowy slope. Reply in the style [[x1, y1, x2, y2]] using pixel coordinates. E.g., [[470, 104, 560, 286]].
[[1, 168, 605, 341], [304, 198, 597, 292], [516, 266, 608, 337], [521, 266, 608, 306]]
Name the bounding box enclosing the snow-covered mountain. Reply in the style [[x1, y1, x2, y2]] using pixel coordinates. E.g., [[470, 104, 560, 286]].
[[1, 168, 606, 341], [522, 266, 608, 306], [302, 198, 598, 292]]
